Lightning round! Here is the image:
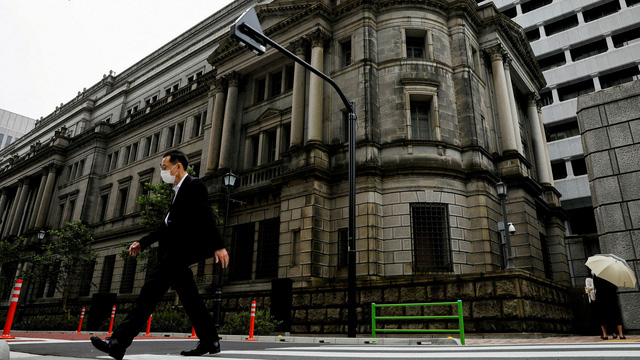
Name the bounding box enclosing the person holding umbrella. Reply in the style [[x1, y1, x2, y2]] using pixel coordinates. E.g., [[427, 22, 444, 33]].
[[586, 254, 636, 340]]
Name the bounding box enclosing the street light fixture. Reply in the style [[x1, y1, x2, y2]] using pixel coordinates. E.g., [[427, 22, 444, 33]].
[[37, 230, 46, 241], [213, 171, 245, 330], [229, 7, 359, 337], [496, 181, 515, 269]]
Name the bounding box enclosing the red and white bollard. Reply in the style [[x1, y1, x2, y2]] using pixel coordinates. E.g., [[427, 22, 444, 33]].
[[76, 307, 86, 334], [107, 305, 116, 336], [1, 279, 22, 339], [143, 314, 152, 337], [245, 301, 257, 341], [189, 326, 197, 339]]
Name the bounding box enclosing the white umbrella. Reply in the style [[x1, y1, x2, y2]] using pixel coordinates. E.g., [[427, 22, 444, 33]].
[[586, 254, 637, 288]]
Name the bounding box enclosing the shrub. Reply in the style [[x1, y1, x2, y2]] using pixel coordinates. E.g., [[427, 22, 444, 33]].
[[220, 307, 281, 335], [14, 314, 79, 331], [148, 307, 191, 333]]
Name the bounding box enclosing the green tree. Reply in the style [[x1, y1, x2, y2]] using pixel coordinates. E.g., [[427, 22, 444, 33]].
[[30, 221, 98, 311]]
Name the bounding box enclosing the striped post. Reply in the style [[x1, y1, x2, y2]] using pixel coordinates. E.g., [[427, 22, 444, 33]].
[[107, 305, 116, 336], [76, 307, 86, 334], [143, 314, 152, 337], [189, 327, 197, 339], [1, 279, 22, 339], [245, 301, 257, 341]]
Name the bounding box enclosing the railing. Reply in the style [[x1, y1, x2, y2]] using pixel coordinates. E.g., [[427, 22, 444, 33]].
[[239, 163, 283, 188], [371, 300, 465, 345]]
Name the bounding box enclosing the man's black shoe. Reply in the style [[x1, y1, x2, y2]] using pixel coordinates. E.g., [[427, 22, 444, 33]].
[[91, 336, 126, 360], [180, 341, 220, 356]]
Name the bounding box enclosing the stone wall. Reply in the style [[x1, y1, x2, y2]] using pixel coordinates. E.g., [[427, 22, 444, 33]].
[[577, 79, 640, 331]]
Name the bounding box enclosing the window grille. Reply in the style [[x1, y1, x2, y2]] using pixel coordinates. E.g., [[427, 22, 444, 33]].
[[120, 256, 137, 294], [411, 203, 452, 272], [229, 223, 255, 281], [99, 255, 116, 293], [79, 261, 95, 297], [46, 261, 61, 297], [406, 36, 424, 58], [256, 218, 280, 280]]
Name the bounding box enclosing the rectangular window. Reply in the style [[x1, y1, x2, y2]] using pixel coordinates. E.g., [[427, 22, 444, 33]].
[[571, 157, 588, 176], [98, 194, 109, 222], [503, 6, 517, 18], [5, 136, 12, 146], [338, 228, 348, 269], [627, 0, 640, 7], [176, 122, 184, 145], [612, 26, 640, 48], [539, 234, 553, 280], [117, 187, 128, 217], [547, 119, 580, 141], [583, 1, 620, 22], [290, 230, 300, 266], [122, 146, 131, 166], [256, 218, 280, 280], [142, 136, 152, 158], [551, 161, 568, 180], [57, 202, 66, 228], [165, 83, 179, 96], [264, 129, 277, 163], [411, 101, 430, 140], [229, 223, 255, 281], [406, 36, 424, 58], [78, 261, 95, 297], [99, 255, 116, 293], [250, 135, 260, 167], [341, 39, 352, 67], [570, 39, 608, 62], [119, 257, 137, 294], [46, 262, 61, 297], [521, 0, 553, 13], [65, 199, 76, 223], [270, 71, 283, 97], [256, 78, 266, 102], [544, 15, 579, 36], [151, 132, 160, 154], [557, 79, 595, 101], [0, 134, 4, 148], [285, 65, 294, 91], [166, 126, 175, 149], [35, 264, 48, 298], [104, 154, 112, 173], [599, 66, 640, 89], [538, 52, 566, 71], [145, 95, 158, 106], [111, 151, 119, 171], [126, 105, 139, 117], [130, 143, 138, 163], [411, 203, 452, 272], [526, 28, 541, 42], [77, 160, 85, 178], [187, 70, 203, 84], [540, 91, 553, 106], [192, 113, 203, 138]]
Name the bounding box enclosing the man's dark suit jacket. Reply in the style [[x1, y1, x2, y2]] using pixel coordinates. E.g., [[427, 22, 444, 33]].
[[138, 175, 224, 266]]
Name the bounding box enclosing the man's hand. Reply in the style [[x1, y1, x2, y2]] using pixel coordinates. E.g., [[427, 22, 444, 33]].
[[214, 248, 229, 268], [129, 242, 141, 256]]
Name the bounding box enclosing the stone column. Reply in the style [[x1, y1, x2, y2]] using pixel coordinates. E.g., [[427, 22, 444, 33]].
[[35, 165, 58, 229], [528, 96, 552, 185], [28, 172, 48, 229], [10, 178, 30, 235], [488, 46, 518, 153], [4, 184, 22, 237], [218, 72, 240, 170], [504, 58, 523, 153], [206, 78, 227, 172], [537, 106, 554, 187], [0, 189, 7, 220], [290, 38, 308, 148], [307, 30, 328, 144]]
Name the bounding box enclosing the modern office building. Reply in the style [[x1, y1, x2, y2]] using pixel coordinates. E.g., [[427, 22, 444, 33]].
[[0, 0, 579, 334], [0, 109, 35, 150], [477, 0, 640, 289]]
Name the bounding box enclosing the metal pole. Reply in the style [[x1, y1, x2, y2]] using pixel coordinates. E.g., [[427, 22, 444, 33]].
[[213, 189, 230, 330], [500, 196, 515, 269]]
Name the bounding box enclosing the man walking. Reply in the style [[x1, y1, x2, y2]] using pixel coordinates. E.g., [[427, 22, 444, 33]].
[[91, 150, 229, 359]]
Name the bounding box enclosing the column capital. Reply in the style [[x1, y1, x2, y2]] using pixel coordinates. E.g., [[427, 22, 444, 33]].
[[306, 29, 330, 48], [290, 38, 309, 56], [223, 71, 241, 87], [528, 93, 540, 104], [485, 45, 505, 62], [214, 77, 228, 93]]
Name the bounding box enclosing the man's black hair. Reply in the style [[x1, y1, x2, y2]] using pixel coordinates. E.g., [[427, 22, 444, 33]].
[[163, 150, 189, 169]]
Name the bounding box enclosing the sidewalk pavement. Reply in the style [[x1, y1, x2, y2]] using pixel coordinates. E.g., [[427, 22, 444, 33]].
[[3, 330, 638, 345]]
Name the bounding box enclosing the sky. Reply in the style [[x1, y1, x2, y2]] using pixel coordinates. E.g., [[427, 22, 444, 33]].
[[0, 0, 234, 120]]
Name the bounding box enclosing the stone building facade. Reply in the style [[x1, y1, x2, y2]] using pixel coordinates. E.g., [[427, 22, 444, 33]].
[[577, 80, 640, 331], [0, 0, 572, 333]]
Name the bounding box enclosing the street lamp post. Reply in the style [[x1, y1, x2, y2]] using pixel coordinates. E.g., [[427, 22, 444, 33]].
[[229, 7, 359, 337], [213, 171, 245, 330], [496, 181, 515, 269]]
